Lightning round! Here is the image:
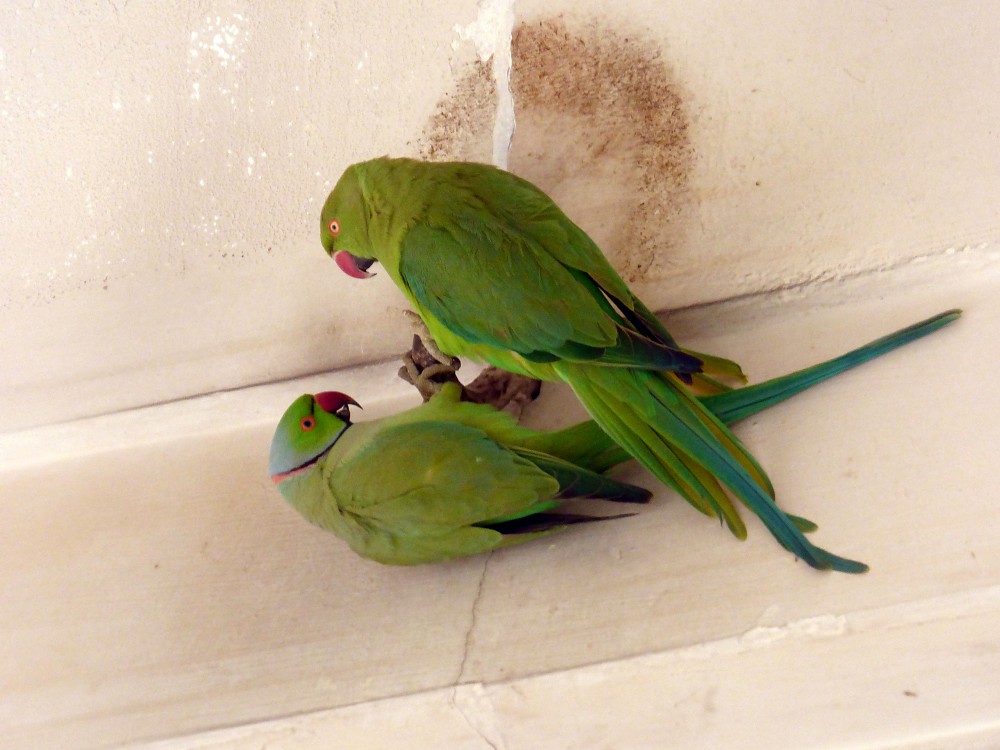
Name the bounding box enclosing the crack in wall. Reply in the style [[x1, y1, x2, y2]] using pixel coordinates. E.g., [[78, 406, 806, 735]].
[[455, 551, 492, 686], [449, 552, 505, 748]]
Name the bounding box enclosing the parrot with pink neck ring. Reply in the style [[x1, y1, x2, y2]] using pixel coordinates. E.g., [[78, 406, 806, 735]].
[[269, 383, 650, 565]]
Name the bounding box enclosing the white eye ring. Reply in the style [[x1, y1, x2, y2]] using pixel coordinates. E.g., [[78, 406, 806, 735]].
[[328, 219, 341, 236]]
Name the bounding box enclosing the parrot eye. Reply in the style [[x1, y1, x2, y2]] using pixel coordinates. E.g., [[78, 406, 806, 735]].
[[328, 219, 341, 237], [300, 416, 316, 431]]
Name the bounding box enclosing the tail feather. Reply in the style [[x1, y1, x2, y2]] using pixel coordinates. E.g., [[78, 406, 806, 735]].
[[701, 309, 962, 424], [560, 363, 868, 573], [568, 367, 748, 536], [652, 374, 776, 500], [675, 448, 749, 538], [519, 307, 960, 477]]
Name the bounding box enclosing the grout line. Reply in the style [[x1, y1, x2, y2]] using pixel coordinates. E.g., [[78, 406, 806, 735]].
[[3, 244, 992, 459], [665, 240, 997, 317]]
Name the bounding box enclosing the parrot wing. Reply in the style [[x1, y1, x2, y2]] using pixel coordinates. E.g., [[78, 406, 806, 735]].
[[398, 220, 701, 373], [331, 420, 560, 536], [438, 163, 741, 382]]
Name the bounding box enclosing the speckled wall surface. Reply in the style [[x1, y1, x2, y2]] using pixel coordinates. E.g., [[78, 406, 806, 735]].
[[1, 6, 998, 747], [2, 1, 997, 431], [0, 1, 474, 430]]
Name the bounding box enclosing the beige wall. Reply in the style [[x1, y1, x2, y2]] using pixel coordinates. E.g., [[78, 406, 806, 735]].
[[2, 3, 999, 747], [2, 1, 997, 431]]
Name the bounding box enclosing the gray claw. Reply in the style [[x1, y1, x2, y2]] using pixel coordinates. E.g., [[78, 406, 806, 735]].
[[397, 332, 542, 417], [464, 366, 543, 418], [403, 310, 458, 369], [398, 338, 461, 402]]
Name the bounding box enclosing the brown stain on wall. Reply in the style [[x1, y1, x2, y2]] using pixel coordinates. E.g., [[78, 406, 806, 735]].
[[418, 16, 694, 283], [420, 59, 496, 164]]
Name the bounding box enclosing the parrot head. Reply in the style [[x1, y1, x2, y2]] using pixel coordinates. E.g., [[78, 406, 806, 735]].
[[320, 164, 377, 280], [268, 391, 361, 484]]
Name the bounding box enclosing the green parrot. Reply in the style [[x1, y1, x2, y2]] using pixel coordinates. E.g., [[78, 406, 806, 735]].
[[270, 309, 959, 565], [269, 383, 650, 565], [319, 156, 960, 572]]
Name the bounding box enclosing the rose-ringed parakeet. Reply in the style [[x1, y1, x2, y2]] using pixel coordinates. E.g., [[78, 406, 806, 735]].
[[269, 383, 650, 565], [319, 156, 960, 573], [271, 308, 959, 565]]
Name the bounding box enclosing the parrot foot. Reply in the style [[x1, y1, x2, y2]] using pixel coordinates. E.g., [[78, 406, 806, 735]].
[[398, 335, 462, 402], [398, 335, 542, 417], [402, 310, 458, 369]]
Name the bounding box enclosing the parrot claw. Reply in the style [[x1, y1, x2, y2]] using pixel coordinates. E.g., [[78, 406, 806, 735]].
[[403, 310, 459, 369], [399, 336, 462, 402], [398, 335, 542, 416]]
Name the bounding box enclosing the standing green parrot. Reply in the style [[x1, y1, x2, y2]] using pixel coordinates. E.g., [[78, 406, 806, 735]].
[[319, 156, 960, 572], [270, 310, 959, 565]]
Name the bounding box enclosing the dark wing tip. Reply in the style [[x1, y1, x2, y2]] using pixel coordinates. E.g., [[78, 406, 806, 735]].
[[479, 512, 636, 536]]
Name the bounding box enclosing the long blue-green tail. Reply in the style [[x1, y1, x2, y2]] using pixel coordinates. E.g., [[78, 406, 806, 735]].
[[518, 310, 961, 478], [701, 309, 961, 423], [556, 309, 961, 573], [524, 309, 961, 468], [560, 362, 869, 573]]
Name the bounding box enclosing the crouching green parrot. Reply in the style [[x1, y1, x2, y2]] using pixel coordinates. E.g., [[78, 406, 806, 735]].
[[320, 156, 961, 573], [269, 383, 650, 565], [270, 310, 958, 566]]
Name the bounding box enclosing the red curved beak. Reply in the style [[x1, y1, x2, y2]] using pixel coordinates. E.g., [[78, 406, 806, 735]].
[[334, 250, 375, 279], [314, 391, 362, 414]]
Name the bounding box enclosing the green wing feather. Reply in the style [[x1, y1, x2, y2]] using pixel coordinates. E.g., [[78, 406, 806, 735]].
[[335, 422, 555, 529], [325, 421, 556, 564], [518, 420, 632, 474], [613, 293, 747, 387], [400, 223, 700, 373], [401, 222, 615, 352], [509, 446, 651, 504], [392, 161, 703, 374]]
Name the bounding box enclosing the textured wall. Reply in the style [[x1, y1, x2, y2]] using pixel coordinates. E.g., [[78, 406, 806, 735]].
[[2, 1, 998, 430], [0, 0, 480, 431]]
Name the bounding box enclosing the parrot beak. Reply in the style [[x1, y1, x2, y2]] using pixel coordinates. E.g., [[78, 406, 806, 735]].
[[333, 250, 376, 279], [314, 391, 362, 422]]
